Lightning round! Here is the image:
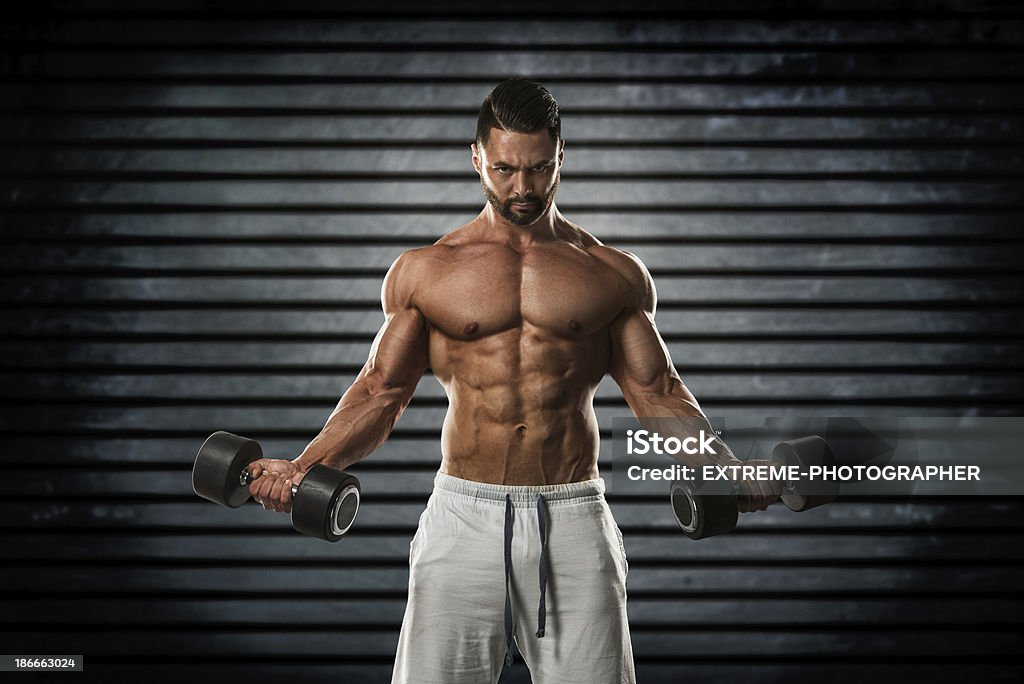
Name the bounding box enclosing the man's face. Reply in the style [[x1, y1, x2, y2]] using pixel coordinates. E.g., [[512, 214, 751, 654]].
[[472, 129, 564, 226]]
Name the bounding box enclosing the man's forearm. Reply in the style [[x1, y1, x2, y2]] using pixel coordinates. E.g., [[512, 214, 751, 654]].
[[629, 381, 744, 470], [292, 379, 409, 472]]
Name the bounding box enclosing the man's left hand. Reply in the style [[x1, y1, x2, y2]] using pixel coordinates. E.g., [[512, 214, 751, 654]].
[[734, 458, 783, 512]]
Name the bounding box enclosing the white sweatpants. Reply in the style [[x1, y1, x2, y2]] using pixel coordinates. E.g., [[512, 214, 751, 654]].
[[391, 471, 636, 684]]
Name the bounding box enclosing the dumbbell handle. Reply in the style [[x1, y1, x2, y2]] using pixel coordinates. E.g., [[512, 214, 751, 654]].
[[239, 468, 299, 497]]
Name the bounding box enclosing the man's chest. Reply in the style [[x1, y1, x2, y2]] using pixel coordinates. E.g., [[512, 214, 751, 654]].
[[416, 245, 627, 341]]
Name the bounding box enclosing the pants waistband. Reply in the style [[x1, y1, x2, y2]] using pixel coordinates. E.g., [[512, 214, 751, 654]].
[[432, 471, 605, 506]]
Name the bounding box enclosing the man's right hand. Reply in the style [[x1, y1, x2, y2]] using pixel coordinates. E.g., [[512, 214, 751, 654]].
[[247, 459, 307, 514], [734, 458, 782, 512]]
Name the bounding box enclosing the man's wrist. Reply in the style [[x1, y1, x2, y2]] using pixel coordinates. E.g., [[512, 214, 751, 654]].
[[670, 453, 742, 472], [293, 449, 357, 472], [291, 454, 317, 472], [293, 434, 336, 471]]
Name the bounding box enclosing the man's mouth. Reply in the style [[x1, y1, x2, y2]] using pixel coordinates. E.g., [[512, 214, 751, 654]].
[[511, 201, 536, 210]]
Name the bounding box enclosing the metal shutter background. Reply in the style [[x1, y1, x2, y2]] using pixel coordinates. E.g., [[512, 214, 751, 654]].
[[2, 1, 1023, 682]]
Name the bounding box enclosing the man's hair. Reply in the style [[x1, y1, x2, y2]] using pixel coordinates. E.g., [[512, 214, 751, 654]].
[[475, 77, 561, 147]]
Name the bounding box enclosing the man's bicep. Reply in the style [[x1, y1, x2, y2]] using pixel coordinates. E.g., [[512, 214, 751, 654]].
[[359, 249, 429, 395], [604, 247, 705, 419], [609, 307, 704, 420], [609, 307, 676, 397], [360, 306, 429, 393]]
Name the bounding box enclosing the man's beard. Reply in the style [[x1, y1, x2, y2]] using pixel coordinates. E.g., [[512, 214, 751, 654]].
[[481, 176, 560, 226]]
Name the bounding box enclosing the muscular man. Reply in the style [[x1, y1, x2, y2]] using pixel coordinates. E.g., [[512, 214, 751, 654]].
[[245, 78, 781, 683]]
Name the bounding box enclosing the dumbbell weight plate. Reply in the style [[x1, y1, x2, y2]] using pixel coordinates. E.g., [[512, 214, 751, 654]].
[[291, 464, 362, 542], [192, 431, 262, 508], [669, 475, 739, 540], [772, 435, 840, 512], [824, 417, 900, 466]]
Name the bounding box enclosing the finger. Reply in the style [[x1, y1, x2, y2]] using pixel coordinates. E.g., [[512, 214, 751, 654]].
[[261, 470, 278, 512], [759, 475, 778, 509], [246, 462, 263, 498], [735, 484, 754, 513], [739, 481, 768, 512], [270, 474, 287, 513], [255, 476, 274, 510], [747, 482, 765, 511], [262, 483, 273, 510], [248, 474, 264, 500], [274, 471, 288, 513], [280, 476, 291, 513], [251, 463, 274, 503], [252, 479, 265, 508], [753, 480, 770, 510]]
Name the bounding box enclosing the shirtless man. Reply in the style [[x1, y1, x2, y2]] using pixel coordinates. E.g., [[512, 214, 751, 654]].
[[244, 78, 781, 683]]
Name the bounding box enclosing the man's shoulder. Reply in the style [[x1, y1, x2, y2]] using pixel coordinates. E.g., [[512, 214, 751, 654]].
[[585, 244, 655, 312], [587, 244, 652, 287], [383, 231, 469, 301], [392, 224, 474, 268]]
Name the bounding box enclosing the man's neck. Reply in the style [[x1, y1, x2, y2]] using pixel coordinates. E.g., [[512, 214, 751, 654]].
[[479, 203, 566, 248]]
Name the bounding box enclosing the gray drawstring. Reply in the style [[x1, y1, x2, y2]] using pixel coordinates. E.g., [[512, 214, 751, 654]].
[[503, 492, 550, 668], [504, 494, 514, 666], [536, 492, 547, 638]]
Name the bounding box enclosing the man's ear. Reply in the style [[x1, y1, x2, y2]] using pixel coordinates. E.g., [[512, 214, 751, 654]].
[[557, 138, 565, 165], [471, 142, 482, 174]]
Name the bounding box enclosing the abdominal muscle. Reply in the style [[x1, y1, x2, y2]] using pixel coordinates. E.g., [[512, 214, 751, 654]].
[[434, 332, 607, 486], [439, 395, 602, 485]]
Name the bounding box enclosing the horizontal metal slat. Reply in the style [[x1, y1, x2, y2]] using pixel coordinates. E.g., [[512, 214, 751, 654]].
[[4, 83, 1023, 111], [2, 340, 1018, 370], [10, 50, 1024, 81], [3, 211, 1020, 241], [5, 309, 1020, 337], [1, 501, 1016, 531], [4, 148, 1023, 175], [5, 596, 1020, 626], [4, 627, 1020, 658], [4, 245, 1022, 274], [13, 17, 1024, 48], [6, 179, 1024, 209]]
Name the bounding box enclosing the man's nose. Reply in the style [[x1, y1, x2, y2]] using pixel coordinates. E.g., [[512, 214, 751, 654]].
[[512, 171, 531, 198]]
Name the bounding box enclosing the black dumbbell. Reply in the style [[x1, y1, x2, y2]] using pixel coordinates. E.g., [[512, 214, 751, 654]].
[[192, 431, 361, 542], [670, 435, 837, 540], [668, 468, 742, 540], [670, 418, 903, 540]]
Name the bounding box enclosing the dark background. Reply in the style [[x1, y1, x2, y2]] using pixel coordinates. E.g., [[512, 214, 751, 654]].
[[2, 0, 1023, 682]]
